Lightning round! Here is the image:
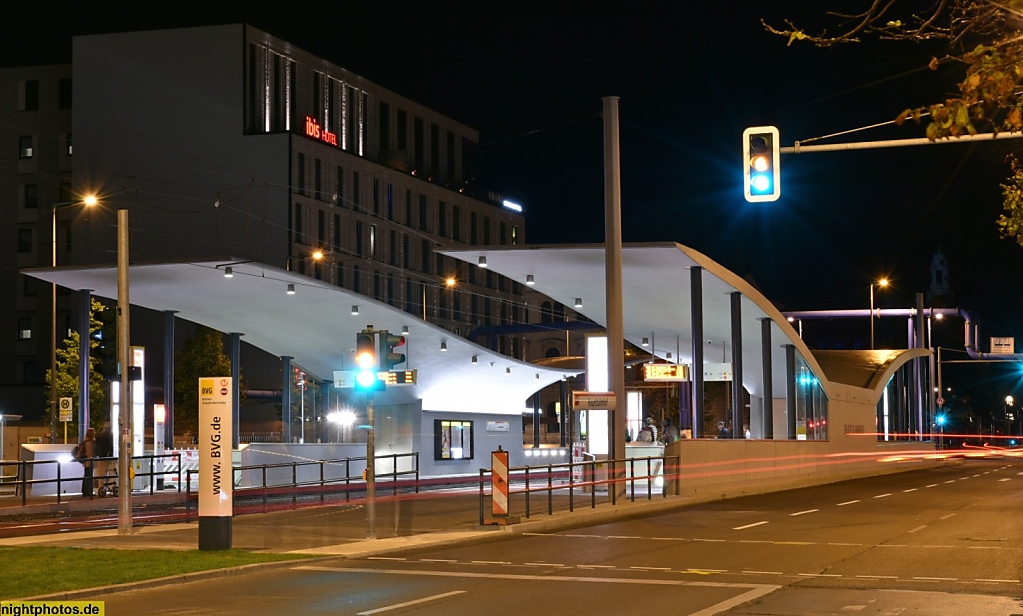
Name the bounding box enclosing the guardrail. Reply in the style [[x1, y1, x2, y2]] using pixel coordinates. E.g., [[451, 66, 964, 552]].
[[477, 455, 679, 526], [0, 453, 182, 506], [184, 452, 420, 519]]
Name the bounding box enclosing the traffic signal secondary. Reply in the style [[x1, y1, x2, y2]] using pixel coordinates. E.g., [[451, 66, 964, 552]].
[[354, 330, 379, 391], [743, 125, 780, 203], [378, 331, 406, 372]]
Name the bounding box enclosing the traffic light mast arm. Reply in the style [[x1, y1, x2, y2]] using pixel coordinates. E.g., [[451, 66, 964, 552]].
[[780, 130, 1023, 154]]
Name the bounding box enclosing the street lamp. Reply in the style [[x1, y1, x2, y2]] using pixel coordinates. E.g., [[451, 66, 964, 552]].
[[50, 195, 97, 443], [869, 278, 888, 350]]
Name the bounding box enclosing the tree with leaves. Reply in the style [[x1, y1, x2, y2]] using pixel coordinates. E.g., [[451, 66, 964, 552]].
[[44, 299, 110, 440], [173, 325, 240, 438], [764, 1, 1023, 245]]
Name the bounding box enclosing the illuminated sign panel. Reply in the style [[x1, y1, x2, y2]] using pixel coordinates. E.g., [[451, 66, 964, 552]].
[[643, 364, 690, 382], [304, 116, 338, 146]]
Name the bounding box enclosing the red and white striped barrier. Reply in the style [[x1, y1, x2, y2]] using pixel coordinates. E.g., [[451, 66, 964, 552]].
[[491, 447, 509, 518]]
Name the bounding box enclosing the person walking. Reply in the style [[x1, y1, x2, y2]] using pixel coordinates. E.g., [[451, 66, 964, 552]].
[[94, 423, 114, 495], [77, 428, 96, 498]]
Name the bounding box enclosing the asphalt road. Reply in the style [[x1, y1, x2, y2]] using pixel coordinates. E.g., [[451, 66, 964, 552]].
[[95, 459, 1023, 615]]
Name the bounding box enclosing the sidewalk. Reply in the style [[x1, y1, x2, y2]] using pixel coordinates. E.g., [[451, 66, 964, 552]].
[[0, 487, 692, 559]]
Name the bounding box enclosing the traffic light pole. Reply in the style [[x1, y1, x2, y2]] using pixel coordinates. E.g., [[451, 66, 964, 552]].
[[365, 391, 376, 540], [780, 130, 1023, 154], [116, 208, 132, 536]]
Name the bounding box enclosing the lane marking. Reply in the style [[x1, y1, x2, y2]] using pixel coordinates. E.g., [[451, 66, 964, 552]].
[[976, 578, 1020, 583], [908, 525, 927, 533], [827, 542, 862, 546], [913, 576, 957, 581], [798, 573, 841, 577], [856, 575, 897, 579], [471, 561, 510, 565], [733, 521, 769, 530], [608, 535, 642, 539], [368, 557, 406, 561], [873, 493, 892, 499], [693, 538, 727, 542], [998, 478, 1012, 482], [939, 513, 956, 520], [524, 562, 565, 567], [420, 559, 456, 563], [576, 564, 615, 569], [630, 566, 672, 571], [790, 509, 819, 516], [743, 570, 783, 575], [944, 480, 956, 484], [357, 590, 466, 615], [925, 484, 939, 488], [837, 500, 860, 506], [973, 474, 981, 478], [902, 488, 917, 493]]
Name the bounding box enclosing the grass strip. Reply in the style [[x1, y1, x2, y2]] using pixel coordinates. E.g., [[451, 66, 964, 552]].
[[0, 546, 312, 600]]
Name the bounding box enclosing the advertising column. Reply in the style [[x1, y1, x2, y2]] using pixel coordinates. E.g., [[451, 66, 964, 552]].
[[198, 376, 233, 550]]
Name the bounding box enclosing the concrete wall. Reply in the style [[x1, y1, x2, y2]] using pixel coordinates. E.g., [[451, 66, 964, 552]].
[[668, 383, 936, 498]]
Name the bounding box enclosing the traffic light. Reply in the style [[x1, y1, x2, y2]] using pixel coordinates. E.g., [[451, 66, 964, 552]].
[[90, 305, 117, 380], [743, 125, 780, 203], [378, 330, 406, 372], [354, 330, 379, 391]]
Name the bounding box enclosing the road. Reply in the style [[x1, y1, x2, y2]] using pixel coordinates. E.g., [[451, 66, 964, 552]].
[[98, 459, 1023, 615]]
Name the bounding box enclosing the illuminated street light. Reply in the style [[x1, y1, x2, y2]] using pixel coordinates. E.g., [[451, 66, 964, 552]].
[[869, 278, 888, 350], [50, 194, 97, 443]]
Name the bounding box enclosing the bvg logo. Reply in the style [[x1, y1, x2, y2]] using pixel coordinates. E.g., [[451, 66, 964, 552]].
[[201, 386, 214, 395]]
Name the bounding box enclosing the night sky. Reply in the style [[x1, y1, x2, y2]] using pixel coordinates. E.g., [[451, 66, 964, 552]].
[[7, 2, 1023, 412]]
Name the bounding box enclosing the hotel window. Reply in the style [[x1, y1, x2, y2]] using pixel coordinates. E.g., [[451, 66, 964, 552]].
[[293, 203, 303, 244], [452, 206, 461, 241], [387, 273, 395, 306], [430, 124, 440, 176], [18, 318, 32, 341], [19, 136, 33, 159], [470, 212, 478, 244], [333, 214, 341, 251], [379, 101, 390, 149], [20, 80, 39, 111], [335, 166, 344, 206], [389, 230, 397, 266], [438, 201, 447, 237], [59, 78, 72, 109], [314, 159, 323, 201], [23, 185, 38, 209], [296, 154, 306, 195], [373, 179, 380, 215], [402, 234, 410, 268], [414, 116, 424, 171], [386, 183, 394, 220], [352, 171, 360, 208], [18, 228, 32, 253], [374, 270, 382, 298], [483, 216, 491, 245], [512, 225, 519, 245], [355, 221, 363, 255], [317, 210, 325, 244], [419, 196, 428, 231], [397, 109, 407, 149], [369, 224, 377, 258], [352, 265, 360, 293], [421, 239, 431, 273], [500, 222, 507, 245], [446, 130, 456, 184], [405, 190, 413, 226]]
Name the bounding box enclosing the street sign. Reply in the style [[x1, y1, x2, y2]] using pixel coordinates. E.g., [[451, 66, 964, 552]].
[[703, 363, 733, 381], [58, 397, 73, 422], [643, 364, 690, 382], [571, 391, 616, 411], [936, 397, 946, 407], [991, 337, 1015, 354]]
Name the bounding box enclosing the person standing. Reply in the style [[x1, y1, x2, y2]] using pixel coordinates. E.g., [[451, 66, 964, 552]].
[[77, 428, 96, 498], [94, 423, 114, 495]]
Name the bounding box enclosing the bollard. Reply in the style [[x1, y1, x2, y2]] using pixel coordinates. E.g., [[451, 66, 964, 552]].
[[483, 446, 519, 525]]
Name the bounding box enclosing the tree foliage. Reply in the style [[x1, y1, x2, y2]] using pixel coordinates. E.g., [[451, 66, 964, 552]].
[[173, 326, 239, 437], [765, 1, 1023, 242], [44, 299, 110, 439]]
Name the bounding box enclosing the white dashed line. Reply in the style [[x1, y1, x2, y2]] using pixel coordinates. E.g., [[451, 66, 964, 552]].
[[873, 493, 892, 499], [693, 538, 727, 542], [368, 557, 407, 561], [630, 566, 671, 571], [998, 478, 1012, 482], [926, 484, 939, 488], [939, 513, 956, 520], [419, 559, 456, 563], [944, 480, 956, 484], [908, 525, 927, 533], [837, 500, 860, 506], [903, 488, 917, 493], [471, 561, 510, 566], [524, 562, 565, 567], [913, 576, 957, 581], [790, 509, 819, 516], [856, 575, 897, 579], [976, 578, 1020, 583], [799, 573, 841, 578], [743, 570, 783, 575], [733, 521, 769, 530], [576, 564, 615, 569]]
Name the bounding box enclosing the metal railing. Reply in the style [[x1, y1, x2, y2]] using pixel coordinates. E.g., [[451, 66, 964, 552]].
[[0, 453, 182, 506], [185, 452, 420, 519], [477, 455, 679, 526]]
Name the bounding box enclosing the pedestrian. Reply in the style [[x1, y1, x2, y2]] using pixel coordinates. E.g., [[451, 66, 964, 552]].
[[743, 424, 751, 439], [663, 420, 679, 444], [94, 423, 114, 495], [717, 421, 732, 439], [77, 428, 96, 498]]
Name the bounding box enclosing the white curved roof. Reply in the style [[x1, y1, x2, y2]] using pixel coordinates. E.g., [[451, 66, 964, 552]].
[[24, 260, 578, 415], [441, 242, 829, 399]]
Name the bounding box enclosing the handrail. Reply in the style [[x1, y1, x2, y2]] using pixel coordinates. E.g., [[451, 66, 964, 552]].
[[184, 452, 420, 520], [0, 452, 182, 505], [477, 455, 680, 525]]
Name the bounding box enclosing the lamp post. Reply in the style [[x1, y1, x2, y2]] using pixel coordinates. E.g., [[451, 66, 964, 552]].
[[116, 207, 132, 536], [869, 278, 888, 350], [50, 195, 97, 443]]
